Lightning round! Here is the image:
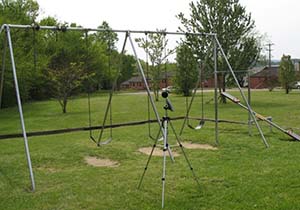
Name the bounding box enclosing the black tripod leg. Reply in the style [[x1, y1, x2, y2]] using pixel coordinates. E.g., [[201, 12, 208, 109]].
[[138, 130, 162, 189], [169, 120, 201, 189]]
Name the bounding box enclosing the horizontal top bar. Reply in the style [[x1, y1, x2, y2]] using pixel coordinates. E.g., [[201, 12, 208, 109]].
[[1, 24, 216, 37]]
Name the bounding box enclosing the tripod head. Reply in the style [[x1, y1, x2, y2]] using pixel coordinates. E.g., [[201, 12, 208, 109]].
[[162, 91, 174, 112]]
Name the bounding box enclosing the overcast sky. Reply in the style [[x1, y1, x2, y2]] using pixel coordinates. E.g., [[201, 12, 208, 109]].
[[36, 0, 300, 60]]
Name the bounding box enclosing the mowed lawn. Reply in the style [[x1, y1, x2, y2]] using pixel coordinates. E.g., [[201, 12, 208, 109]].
[[1, 89, 300, 210]]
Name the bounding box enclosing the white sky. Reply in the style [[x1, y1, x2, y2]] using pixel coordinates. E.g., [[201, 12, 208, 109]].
[[36, 0, 300, 60]]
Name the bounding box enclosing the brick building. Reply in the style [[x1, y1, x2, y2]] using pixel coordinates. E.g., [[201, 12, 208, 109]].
[[249, 66, 279, 89], [120, 72, 173, 90]]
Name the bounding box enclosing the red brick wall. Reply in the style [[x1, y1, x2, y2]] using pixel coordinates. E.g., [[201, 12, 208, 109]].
[[249, 77, 275, 89], [126, 78, 173, 90]]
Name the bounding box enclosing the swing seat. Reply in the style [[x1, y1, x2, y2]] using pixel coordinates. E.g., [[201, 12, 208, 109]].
[[194, 125, 202, 130], [188, 119, 205, 130], [98, 137, 112, 146], [195, 120, 205, 130], [195, 124, 203, 130], [158, 136, 164, 141]]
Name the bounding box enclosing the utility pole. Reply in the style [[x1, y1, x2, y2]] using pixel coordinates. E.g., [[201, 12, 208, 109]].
[[266, 43, 274, 67]]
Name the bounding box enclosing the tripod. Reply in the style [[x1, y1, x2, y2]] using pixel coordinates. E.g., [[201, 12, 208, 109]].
[[138, 91, 201, 208]]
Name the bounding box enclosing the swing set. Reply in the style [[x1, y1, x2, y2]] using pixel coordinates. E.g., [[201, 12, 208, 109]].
[[2, 24, 299, 207]]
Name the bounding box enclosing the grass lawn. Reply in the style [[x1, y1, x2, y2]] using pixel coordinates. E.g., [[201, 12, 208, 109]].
[[1, 89, 300, 210]]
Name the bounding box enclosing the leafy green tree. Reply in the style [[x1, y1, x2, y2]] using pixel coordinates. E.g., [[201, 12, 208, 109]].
[[136, 30, 174, 101], [45, 23, 90, 113], [92, 21, 119, 89], [117, 54, 136, 89], [279, 55, 295, 94], [0, 0, 40, 107], [0, 0, 39, 24], [83, 33, 107, 91], [94, 21, 118, 50], [47, 62, 88, 113], [175, 43, 198, 96], [177, 0, 261, 103]]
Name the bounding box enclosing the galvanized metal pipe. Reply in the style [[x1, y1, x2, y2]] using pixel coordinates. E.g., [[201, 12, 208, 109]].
[[214, 36, 269, 148], [97, 33, 129, 146], [5, 25, 36, 190], [128, 32, 165, 137], [0, 25, 5, 35], [247, 71, 252, 136], [213, 36, 219, 145], [0, 35, 7, 109], [4, 24, 216, 36]]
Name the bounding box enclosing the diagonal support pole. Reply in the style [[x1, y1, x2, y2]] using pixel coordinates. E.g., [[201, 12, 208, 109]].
[[179, 64, 202, 135], [96, 32, 129, 146], [213, 37, 219, 146], [169, 120, 201, 188], [128, 32, 165, 137], [214, 35, 269, 148], [0, 33, 7, 109], [5, 25, 36, 190]]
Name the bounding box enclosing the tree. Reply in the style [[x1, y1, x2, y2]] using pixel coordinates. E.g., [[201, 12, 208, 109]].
[[94, 21, 118, 50], [117, 54, 136, 89], [175, 43, 199, 96], [92, 21, 119, 90], [177, 0, 261, 103], [47, 62, 88, 113], [136, 30, 174, 101], [45, 23, 90, 113], [0, 0, 40, 107], [279, 55, 295, 94], [0, 0, 39, 24]]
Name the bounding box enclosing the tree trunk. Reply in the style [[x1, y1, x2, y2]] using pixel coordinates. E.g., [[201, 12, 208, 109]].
[[154, 89, 159, 101], [217, 73, 227, 104], [221, 73, 227, 103], [62, 96, 68, 113], [285, 84, 289, 94]]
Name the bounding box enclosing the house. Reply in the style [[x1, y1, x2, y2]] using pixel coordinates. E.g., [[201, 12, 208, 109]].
[[120, 76, 149, 90], [120, 72, 174, 90], [249, 66, 279, 89]]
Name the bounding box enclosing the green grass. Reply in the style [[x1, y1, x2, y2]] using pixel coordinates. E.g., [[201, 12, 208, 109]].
[[1, 89, 300, 209]]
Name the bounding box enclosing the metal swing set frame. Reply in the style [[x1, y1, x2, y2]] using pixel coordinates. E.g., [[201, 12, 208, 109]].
[[0, 24, 269, 196]]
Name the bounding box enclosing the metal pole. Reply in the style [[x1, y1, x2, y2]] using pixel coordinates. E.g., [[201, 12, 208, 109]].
[[0, 33, 7, 109], [247, 71, 252, 136], [127, 33, 165, 136], [0, 25, 5, 35], [266, 43, 274, 68], [214, 36, 269, 148], [6, 25, 36, 190], [179, 66, 201, 135], [6, 24, 216, 37], [213, 36, 219, 145], [161, 116, 167, 208], [96, 33, 128, 146]]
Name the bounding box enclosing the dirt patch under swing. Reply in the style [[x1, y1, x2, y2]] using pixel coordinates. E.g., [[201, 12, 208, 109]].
[[138, 142, 217, 156], [84, 156, 120, 167], [180, 142, 218, 150], [138, 147, 180, 157]]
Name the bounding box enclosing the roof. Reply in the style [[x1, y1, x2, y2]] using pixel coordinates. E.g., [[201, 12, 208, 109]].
[[121, 71, 174, 85], [249, 66, 266, 75], [251, 66, 279, 78], [126, 76, 144, 83], [120, 76, 150, 85]]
